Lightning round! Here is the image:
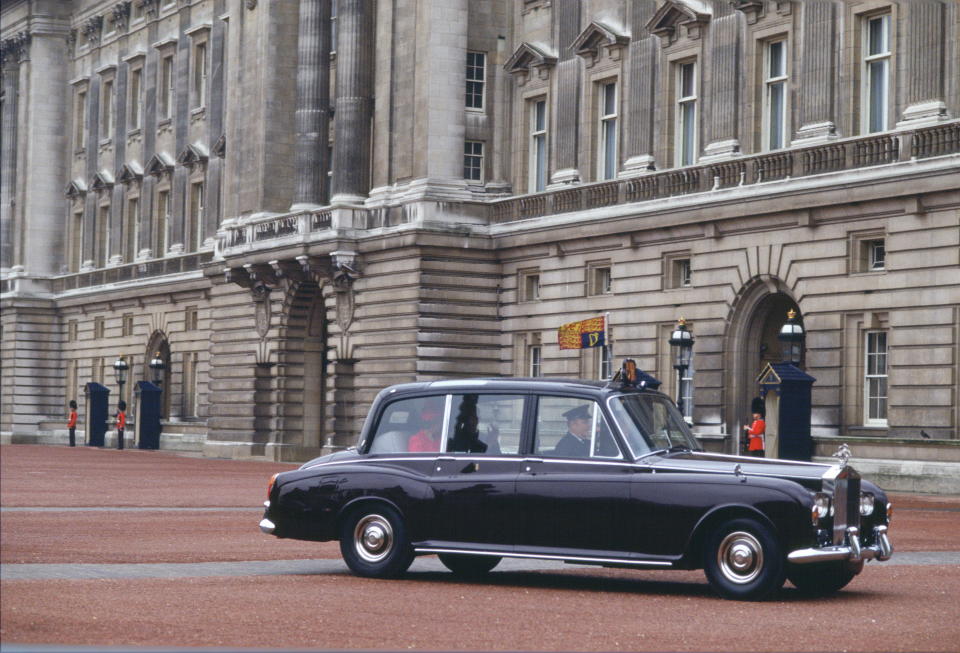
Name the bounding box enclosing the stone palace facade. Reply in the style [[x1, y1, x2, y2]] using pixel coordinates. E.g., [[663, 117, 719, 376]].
[[2, 0, 958, 488]]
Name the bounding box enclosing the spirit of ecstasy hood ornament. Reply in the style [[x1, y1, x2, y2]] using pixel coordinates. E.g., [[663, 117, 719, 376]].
[[833, 443, 852, 466]]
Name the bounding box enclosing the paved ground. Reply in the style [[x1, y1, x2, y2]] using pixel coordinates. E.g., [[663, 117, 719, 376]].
[[2, 444, 959, 652]]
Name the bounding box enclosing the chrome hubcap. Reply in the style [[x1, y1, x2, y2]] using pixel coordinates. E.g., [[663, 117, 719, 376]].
[[717, 531, 763, 584], [354, 514, 394, 563]]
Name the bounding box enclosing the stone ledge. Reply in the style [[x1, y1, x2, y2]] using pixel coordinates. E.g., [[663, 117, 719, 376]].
[[813, 435, 960, 463]]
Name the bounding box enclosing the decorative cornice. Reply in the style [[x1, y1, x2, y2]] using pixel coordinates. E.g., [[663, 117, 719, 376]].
[[81, 15, 104, 46], [176, 142, 210, 168], [110, 1, 132, 32], [1, 32, 31, 66], [137, 0, 160, 19], [65, 178, 88, 199], [504, 42, 557, 83], [571, 21, 629, 65], [647, 0, 712, 43], [212, 134, 226, 159], [145, 151, 175, 177], [118, 161, 144, 185]]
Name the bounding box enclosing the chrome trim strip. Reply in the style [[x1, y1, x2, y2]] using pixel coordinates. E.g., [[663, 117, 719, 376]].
[[259, 517, 276, 534], [415, 547, 673, 567], [693, 452, 830, 467]]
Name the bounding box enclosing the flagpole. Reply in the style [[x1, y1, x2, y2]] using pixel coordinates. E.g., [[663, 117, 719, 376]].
[[605, 311, 612, 369]]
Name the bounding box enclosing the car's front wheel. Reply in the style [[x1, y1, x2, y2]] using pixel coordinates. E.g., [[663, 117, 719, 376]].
[[703, 518, 785, 601], [339, 504, 414, 578], [787, 560, 860, 596], [438, 553, 501, 577]]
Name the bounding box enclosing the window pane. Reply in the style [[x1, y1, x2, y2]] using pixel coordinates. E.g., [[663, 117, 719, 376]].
[[868, 16, 888, 56], [445, 394, 523, 455], [603, 82, 616, 115], [868, 60, 887, 132], [681, 63, 695, 98], [681, 102, 696, 166], [534, 397, 620, 458], [535, 134, 546, 191], [768, 81, 784, 150], [534, 101, 545, 131], [603, 119, 617, 179], [768, 41, 784, 78]]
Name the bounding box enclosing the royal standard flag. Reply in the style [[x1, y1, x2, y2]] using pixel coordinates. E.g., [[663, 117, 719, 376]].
[[558, 316, 606, 350]]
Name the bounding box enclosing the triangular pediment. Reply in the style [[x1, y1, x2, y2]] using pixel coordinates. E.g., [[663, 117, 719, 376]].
[[64, 178, 88, 198], [571, 21, 629, 58], [504, 42, 557, 74], [176, 142, 209, 167], [118, 161, 144, 184], [646, 0, 711, 40], [145, 151, 174, 177], [91, 169, 115, 191]]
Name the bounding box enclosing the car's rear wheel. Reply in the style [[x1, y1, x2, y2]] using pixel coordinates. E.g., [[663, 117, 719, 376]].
[[339, 504, 414, 578], [437, 553, 501, 577], [703, 517, 785, 601], [787, 560, 860, 596]]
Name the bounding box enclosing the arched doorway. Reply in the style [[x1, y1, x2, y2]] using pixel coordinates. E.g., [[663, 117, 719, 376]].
[[145, 332, 171, 418], [723, 278, 802, 452], [274, 280, 329, 460]]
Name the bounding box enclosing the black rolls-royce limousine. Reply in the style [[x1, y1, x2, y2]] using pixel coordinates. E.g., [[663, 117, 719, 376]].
[[260, 361, 893, 600]]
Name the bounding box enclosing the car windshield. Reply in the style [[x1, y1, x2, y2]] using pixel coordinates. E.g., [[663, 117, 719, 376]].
[[608, 393, 700, 458]]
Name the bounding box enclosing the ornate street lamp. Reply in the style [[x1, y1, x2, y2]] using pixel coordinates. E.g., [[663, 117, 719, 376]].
[[149, 351, 165, 386], [778, 309, 805, 365], [113, 356, 129, 450], [668, 318, 695, 416]]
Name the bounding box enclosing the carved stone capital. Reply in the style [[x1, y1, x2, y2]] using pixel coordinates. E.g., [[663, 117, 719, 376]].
[[111, 2, 132, 31]]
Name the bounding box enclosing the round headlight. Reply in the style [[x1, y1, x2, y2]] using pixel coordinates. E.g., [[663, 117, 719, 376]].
[[860, 492, 875, 517], [813, 492, 831, 524]]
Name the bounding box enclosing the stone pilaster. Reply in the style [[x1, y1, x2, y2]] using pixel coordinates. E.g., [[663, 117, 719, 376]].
[[0, 41, 22, 273], [549, 0, 580, 186], [292, 0, 332, 209], [897, 1, 949, 127], [622, 2, 658, 176], [330, 0, 376, 204], [794, 1, 838, 143], [701, 13, 740, 161]]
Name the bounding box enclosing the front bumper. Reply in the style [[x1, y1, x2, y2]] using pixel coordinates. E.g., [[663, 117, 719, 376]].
[[788, 525, 893, 565], [259, 500, 276, 535]]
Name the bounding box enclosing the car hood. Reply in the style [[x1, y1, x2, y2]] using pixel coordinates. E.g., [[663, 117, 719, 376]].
[[645, 450, 835, 491]]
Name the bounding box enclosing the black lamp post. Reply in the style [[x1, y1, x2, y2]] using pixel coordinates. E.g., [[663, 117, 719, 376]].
[[668, 318, 695, 416], [113, 356, 129, 450], [778, 309, 805, 365]]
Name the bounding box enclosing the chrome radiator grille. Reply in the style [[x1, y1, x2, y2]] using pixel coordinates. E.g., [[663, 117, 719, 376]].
[[831, 468, 862, 546]]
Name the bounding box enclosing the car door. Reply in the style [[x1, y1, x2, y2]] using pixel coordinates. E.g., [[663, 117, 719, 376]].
[[427, 393, 527, 550], [514, 395, 637, 558]]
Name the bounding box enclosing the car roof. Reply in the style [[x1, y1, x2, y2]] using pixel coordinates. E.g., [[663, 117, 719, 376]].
[[380, 377, 659, 397]]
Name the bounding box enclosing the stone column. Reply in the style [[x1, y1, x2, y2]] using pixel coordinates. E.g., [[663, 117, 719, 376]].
[[292, 0, 332, 209], [794, 2, 838, 143], [897, 1, 948, 127], [330, 0, 375, 204], [549, 0, 580, 186], [0, 39, 23, 273], [702, 13, 740, 161]]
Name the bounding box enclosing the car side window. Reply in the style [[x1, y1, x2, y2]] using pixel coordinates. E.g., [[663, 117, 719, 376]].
[[534, 396, 622, 459], [445, 394, 523, 455], [368, 396, 445, 454]]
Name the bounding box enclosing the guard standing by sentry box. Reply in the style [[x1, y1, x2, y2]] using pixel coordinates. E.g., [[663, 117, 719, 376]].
[[757, 362, 816, 461], [83, 382, 109, 447], [135, 381, 162, 450]]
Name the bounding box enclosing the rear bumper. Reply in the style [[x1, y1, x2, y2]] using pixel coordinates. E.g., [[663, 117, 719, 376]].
[[788, 525, 892, 565]]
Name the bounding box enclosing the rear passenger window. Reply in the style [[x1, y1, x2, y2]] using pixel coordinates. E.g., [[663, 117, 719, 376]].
[[368, 396, 445, 453], [445, 394, 524, 455], [534, 396, 621, 459]]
